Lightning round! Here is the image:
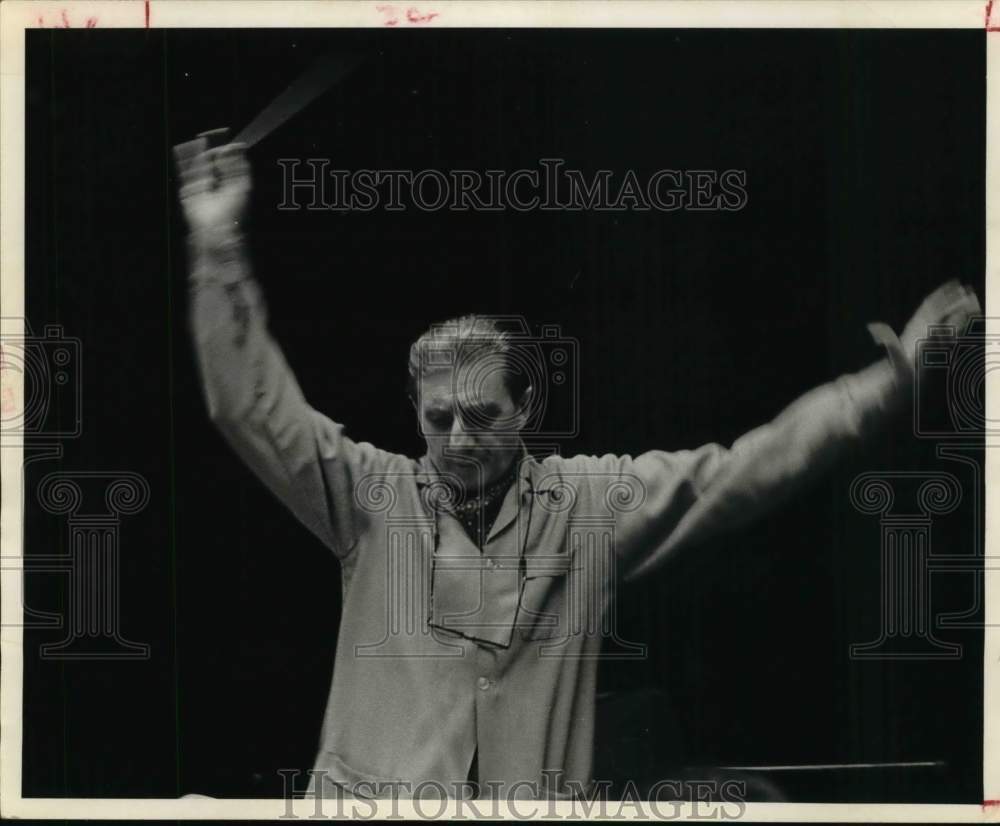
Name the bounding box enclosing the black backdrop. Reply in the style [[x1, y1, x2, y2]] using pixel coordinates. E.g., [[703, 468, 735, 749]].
[[22, 28, 985, 802]]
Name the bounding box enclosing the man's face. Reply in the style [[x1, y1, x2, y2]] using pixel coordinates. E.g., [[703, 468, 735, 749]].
[[415, 364, 531, 492]]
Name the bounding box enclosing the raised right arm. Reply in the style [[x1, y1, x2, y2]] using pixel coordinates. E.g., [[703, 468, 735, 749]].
[[175, 130, 394, 558]]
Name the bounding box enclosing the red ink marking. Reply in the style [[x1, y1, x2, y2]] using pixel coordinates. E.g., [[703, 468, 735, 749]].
[[145, 0, 150, 28], [1, 387, 15, 416], [988, 0, 1000, 31], [376, 4, 399, 25], [34, 9, 98, 28], [377, 4, 438, 25], [406, 6, 439, 23]]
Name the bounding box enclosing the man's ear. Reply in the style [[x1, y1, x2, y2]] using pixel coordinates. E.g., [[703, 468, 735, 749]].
[[515, 384, 534, 427]]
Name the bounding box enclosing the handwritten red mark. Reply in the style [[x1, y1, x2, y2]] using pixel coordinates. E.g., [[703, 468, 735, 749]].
[[376, 5, 399, 26], [376, 5, 399, 25], [376, 4, 439, 25], [406, 6, 439, 23], [1, 387, 15, 416], [35, 10, 98, 27], [145, 0, 150, 29], [984, 800, 1000, 810], [988, 0, 1000, 31]]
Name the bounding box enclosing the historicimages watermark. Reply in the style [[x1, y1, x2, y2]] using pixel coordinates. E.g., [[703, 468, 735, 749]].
[[277, 158, 748, 212]]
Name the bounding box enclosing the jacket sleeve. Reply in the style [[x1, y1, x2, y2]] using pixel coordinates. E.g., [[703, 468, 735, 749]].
[[188, 231, 400, 558], [581, 356, 909, 581]]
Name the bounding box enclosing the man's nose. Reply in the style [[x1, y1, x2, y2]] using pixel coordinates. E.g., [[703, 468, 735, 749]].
[[448, 415, 475, 450]]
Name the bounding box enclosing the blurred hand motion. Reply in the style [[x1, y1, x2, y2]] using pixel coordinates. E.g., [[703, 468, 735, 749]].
[[172, 127, 251, 237], [900, 281, 982, 376]]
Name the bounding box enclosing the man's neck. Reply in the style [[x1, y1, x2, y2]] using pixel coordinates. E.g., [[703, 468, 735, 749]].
[[457, 457, 520, 503]]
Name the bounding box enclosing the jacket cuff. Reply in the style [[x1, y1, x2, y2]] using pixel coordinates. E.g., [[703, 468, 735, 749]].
[[838, 355, 912, 439], [187, 229, 250, 287]]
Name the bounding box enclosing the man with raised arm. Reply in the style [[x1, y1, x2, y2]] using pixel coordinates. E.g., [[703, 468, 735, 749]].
[[173, 129, 981, 801]]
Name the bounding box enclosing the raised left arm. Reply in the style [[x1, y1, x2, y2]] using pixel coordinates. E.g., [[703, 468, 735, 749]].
[[618, 280, 980, 580]]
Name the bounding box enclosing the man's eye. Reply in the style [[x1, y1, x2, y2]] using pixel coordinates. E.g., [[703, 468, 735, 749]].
[[468, 406, 503, 425], [426, 412, 453, 429]]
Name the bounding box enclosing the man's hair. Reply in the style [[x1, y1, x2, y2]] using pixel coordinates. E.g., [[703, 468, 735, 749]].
[[407, 314, 532, 405]]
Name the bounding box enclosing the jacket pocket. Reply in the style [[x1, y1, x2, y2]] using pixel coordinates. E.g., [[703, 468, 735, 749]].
[[517, 553, 578, 641]]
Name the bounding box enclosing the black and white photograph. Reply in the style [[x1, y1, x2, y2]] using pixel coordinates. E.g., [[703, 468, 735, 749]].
[[1, 0, 997, 820]]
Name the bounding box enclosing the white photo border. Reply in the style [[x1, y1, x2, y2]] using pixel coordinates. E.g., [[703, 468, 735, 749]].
[[1, 0, 997, 820]]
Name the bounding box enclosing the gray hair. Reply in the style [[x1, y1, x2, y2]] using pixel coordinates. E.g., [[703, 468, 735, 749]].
[[406, 314, 531, 404]]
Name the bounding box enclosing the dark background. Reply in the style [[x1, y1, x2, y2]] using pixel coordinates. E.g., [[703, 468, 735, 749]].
[[22, 28, 985, 802]]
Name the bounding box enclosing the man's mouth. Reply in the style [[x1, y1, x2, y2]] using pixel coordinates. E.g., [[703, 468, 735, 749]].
[[446, 454, 489, 468]]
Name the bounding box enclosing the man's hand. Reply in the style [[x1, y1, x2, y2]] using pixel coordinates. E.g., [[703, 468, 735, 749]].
[[899, 281, 981, 376], [173, 127, 250, 238], [869, 281, 981, 383]]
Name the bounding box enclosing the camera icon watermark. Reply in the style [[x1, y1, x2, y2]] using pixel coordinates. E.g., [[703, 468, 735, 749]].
[[0, 321, 82, 441], [412, 315, 579, 440], [913, 317, 997, 439]]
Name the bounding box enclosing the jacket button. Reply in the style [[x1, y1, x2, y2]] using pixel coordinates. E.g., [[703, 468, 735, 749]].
[[477, 676, 491, 691]]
